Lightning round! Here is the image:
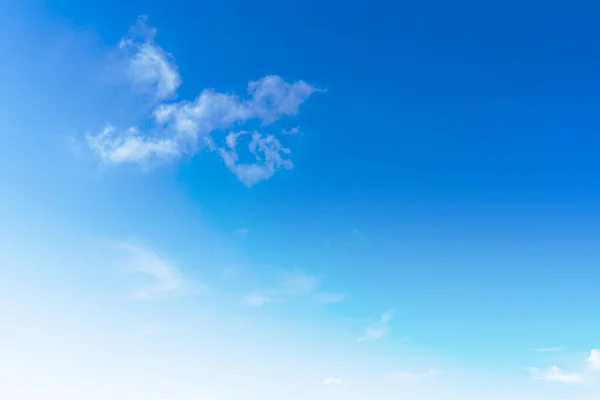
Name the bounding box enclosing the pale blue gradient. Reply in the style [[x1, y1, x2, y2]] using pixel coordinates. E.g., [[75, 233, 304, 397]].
[[2, 1, 600, 399]]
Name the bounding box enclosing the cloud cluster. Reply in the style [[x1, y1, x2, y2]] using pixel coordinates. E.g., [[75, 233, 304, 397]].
[[86, 16, 320, 186]]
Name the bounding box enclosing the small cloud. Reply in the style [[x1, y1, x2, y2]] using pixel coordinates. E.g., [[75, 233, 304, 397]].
[[311, 293, 344, 304], [535, 347, 565, 353], [389, 369, 438, 384], [243, 269, 324, 306], [117, 241, 203, 300], [234, 228, 248, 236], [527, 366, 584, 384], [589, 349, 600, 370], [358, 310, 394, 342], [283, 126, 301, 135], [218, 131, 293, 187], [323, 377, 343, 385]]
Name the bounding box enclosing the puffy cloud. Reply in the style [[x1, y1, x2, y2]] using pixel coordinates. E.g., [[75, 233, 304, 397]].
[[218, 131, 293, 187], [86, 125, 179, 165]]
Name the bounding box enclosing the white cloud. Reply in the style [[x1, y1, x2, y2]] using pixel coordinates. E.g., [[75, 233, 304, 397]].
[[589, 349, 600, 370], [119, 15, 180, 100], [86, 17, 321, 185], [86, 125, 180, 165], [118, 242, 201, 300], [389, 368, 438, 383], [323, 377, 343, 385], [218, 131, 293, 187], [527, 366, 584, 384], [311, 293, 344, 304], [283, 126, 301, 135], [358, 310, 393, 342]]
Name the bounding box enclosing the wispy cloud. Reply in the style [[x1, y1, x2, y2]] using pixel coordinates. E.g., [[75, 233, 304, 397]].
[[534, 347, 565, 353], [87, 125, 179, 165], [389, 368, 438, 383], [323, 377, 343, 385], [118, 15, 180, 101], [358, 310, 393, 342], [86, 16, 321, 185], [117, 241, 203, 300], [243, 294, 283, 307], [244, 269, 342, 307], [277, 269, 318, 296], [311, 293, 345, 304], [282, 126, 301, 135], [526, 366, 584, 384]]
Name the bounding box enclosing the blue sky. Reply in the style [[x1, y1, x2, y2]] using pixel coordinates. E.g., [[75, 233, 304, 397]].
[[2, 0, 600, 398]]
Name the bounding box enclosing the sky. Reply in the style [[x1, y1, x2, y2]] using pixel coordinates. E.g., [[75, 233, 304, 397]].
[[1, 0, 600, 399]]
